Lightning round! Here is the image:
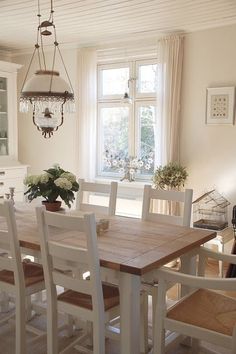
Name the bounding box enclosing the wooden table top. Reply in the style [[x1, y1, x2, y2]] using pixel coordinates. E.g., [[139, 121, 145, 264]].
[[5, 204, 216, 276]]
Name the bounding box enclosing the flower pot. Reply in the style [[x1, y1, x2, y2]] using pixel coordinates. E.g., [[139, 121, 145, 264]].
[[42, 200, 61, 212]]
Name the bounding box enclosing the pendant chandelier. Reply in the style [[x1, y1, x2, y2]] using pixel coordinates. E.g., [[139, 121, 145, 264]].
[[19, 0, 75, 138], [121, 78, 136, 105]]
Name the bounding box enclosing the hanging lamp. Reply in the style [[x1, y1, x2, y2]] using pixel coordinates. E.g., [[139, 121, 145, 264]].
[[121, 78, 132, 104], [19, 0, 75, 138]]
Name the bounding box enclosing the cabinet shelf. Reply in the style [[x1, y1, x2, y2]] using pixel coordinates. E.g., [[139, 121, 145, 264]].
[[0, 89, 6, 92], [0, 112, 7, 115]]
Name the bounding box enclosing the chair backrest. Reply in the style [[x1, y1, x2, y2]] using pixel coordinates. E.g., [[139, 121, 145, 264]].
[[36, 207, 105, 322], [76, 179, 118, 216], [0, 200, 25, 293], [142, 185, 193, 226]]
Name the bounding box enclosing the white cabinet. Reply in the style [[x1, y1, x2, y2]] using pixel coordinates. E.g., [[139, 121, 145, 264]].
[[0, 164, 28, 201], [0, 61, 28, 201]]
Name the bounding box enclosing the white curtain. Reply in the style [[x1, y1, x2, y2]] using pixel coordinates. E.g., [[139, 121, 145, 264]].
[[77, 48, 97, 180], [156, 35, 184, 166]]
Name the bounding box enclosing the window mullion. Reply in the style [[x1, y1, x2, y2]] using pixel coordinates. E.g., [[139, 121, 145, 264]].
[[129, 61, 136, 157]]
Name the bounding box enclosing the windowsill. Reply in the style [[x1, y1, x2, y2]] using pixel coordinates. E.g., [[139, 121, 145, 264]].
[[94, 176, 152, 189]]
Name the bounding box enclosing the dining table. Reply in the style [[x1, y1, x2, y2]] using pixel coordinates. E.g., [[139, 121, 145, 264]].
[[0, 203, 216, 354]]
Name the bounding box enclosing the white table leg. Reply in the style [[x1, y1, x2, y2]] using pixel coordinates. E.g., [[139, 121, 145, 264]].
[[180, 252, 197, 297], [119, 272, 141, 354]]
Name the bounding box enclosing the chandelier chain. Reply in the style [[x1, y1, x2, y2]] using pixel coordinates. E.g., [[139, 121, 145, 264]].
[[20, 47, 37, 93], [50, 45, 57, 92], [49, 0, 54, 22]]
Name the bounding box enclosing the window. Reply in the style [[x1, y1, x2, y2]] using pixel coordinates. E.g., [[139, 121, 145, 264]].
[[97, 59, 157, 180]]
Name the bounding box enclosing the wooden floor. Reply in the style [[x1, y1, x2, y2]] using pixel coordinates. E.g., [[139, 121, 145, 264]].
[[0, 260, 233, 354]]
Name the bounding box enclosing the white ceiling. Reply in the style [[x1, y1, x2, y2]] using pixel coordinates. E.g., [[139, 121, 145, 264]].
[[1, 0, 236, 52]]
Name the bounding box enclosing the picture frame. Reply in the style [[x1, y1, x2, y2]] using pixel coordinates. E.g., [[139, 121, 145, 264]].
[[206, 87, 235, 125]]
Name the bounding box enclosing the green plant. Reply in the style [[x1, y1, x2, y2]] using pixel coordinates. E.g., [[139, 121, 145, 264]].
[[24, 164, 79, 208], [153, 162, 188, 190]]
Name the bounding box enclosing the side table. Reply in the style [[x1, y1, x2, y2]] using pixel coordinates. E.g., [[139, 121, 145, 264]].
[[204, 226, 234, 277]]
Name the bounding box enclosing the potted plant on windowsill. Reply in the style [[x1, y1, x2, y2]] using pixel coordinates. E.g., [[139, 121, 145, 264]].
[[24, 164, 79, 211], [153, 162, 188, 191]]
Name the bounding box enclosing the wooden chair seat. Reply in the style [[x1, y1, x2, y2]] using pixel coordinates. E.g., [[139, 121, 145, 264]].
[[58, 283, 119, 311], [0, 261, 44, 287], [167, 288, 236, 336]]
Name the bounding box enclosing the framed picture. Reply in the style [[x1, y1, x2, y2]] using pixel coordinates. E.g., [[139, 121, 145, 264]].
[[206, 87, 235, 125]]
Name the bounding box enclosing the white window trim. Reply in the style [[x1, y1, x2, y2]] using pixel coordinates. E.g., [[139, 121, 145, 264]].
[[98, 62, 131, 101], [97, 58, 157, 180]]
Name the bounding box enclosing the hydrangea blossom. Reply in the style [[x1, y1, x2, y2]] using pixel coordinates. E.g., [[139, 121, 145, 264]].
[[60, 172, 76, 183], [54, 177, 72, 190]]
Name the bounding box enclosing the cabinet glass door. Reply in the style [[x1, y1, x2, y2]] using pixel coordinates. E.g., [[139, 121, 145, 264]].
[[0, 77, 8, 156]]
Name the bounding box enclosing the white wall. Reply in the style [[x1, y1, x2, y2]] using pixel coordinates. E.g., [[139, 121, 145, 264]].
[[181, 24, 236, 216], [12, 23, 236, 216], [13, 48, 79, 175]]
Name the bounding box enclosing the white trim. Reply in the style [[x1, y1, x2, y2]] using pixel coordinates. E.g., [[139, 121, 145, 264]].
[[98, 62, 131, 100]]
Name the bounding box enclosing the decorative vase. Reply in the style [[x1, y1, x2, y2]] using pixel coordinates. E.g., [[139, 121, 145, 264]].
[[42, 200, 62, 212]]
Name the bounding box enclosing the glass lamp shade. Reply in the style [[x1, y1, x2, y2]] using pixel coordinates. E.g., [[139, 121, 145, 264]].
[[19, 70, 75, 113], [121, 92, 132, 104], [20, 70, 75, 138]]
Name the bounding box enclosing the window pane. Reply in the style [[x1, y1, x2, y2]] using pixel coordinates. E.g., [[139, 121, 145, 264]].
[[138, 64, 157, 93], [102, 67, 129, 96], [138, 105, 156, 175], [101, 106, 129, 172]]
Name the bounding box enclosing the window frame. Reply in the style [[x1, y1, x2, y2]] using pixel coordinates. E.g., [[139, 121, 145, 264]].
[[135, 59, 157, 99], [98, 62, 131, 101], [97, 58, 157, 180]]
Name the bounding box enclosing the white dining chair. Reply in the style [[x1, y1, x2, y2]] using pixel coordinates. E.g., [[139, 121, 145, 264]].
[[141, 186, 193, 350], [0, 200, 45, 354], [153, 246, 236, 354], [76, 179, 118, 216], [36, 206, 120, 354], [142, 185, 193, 226]]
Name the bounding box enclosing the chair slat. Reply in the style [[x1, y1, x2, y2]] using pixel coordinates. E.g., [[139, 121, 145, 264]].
[[49, 242, 88, 264], [147, 213, 183, 226], [82, 182, 111, 194], [77, 179, 118, 216], [52, 271, 92, 295], [150, 188, 186, 202], [80, 203, 108, 215], [44, 212, 85, 232]]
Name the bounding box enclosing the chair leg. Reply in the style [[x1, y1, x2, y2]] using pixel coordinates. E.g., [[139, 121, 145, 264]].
[[15, 294, 26, 354], [25, 295, 32, 321], [47, 287, 58, 354], [191, 338, 200, 354], [93, 318, 105, 354], [153, 325, 165, 354], [0, 291, 10, 312], [66, 314, 74, 337]]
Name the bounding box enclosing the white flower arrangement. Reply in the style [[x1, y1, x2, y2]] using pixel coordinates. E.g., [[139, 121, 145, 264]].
[[24, 165, 79, 208], [104, 151, 154, 182]]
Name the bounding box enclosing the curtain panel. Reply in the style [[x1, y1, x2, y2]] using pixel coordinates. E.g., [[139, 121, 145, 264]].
[[77, 48, 97, 180], [156, 35, 184, 166]]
